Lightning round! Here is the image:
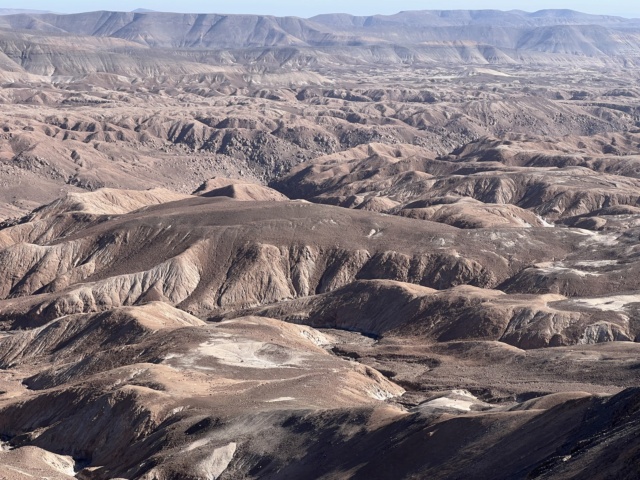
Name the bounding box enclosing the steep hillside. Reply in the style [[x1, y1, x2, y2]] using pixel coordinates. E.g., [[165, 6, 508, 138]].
[[1, 188, 639, 478]]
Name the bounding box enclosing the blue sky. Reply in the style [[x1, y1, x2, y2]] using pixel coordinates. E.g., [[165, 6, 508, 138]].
[[3, 1, 639, 18]]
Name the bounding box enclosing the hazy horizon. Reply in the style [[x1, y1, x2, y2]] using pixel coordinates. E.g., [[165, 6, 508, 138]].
[[2, 1, 639, 18]]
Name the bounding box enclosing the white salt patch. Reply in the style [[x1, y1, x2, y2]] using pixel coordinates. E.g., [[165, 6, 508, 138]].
[[367, 385, 399, 401], [536, 215, 555, 227], [299, 328, 330, 346], [472, 68, 512, 77], [198, 341, 302, 369], [185, 438, 211, 452], [40, 450, 76, 477], [573, 294, 640, 311], [265, 397, 295, 403], [421, 397, 475, 412], [535, 262, 600, 277], [579, 232, 619, 247], [197, 442, 236, 480], [367, 228, 383, 239], [451, 389, 477, 399], [573, 229, 596, 236], [163, 353, 182, 361]]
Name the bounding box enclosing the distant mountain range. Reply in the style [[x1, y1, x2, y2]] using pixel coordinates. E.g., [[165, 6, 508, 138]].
[[0, 9, 639, 49], [0, 9, 639, 70], [311, 9, 639, 27]]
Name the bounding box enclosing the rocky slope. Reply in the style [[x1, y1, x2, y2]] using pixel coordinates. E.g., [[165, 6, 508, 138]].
[[0, 180, 638, 479]]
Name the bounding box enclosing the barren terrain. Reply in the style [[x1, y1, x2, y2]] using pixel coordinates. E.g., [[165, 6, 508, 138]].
[[0, 8, 639, 480]]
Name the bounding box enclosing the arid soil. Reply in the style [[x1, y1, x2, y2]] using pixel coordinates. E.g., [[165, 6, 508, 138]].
[[0, 8, 639, 480]]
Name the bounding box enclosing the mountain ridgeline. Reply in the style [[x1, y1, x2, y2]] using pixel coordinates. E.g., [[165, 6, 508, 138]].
[[0, 9, 639, 66]]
